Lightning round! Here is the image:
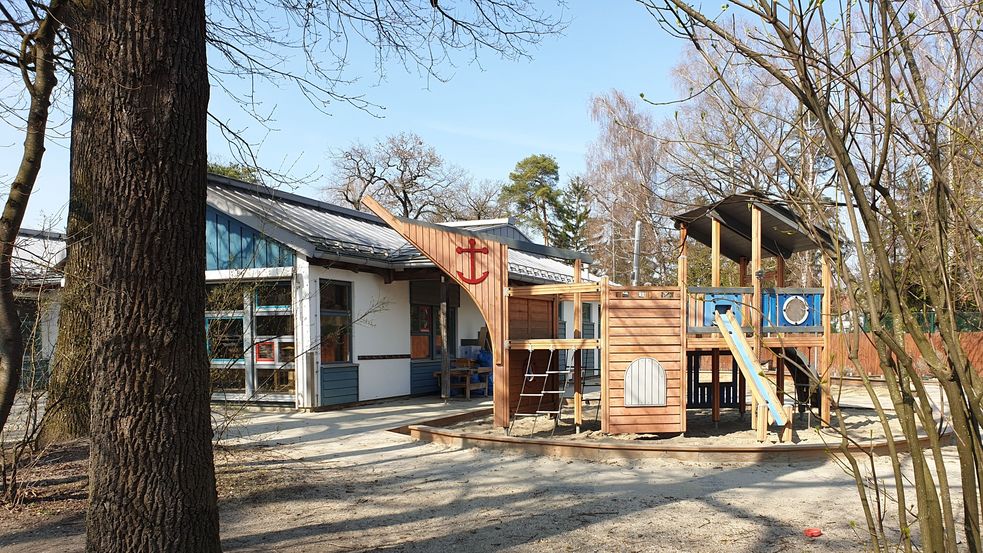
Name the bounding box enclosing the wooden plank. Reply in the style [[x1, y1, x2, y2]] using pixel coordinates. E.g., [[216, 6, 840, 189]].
[[600, 278, 610, 433], [507, 338, 600, 350], [608, 316, 681, 328], [508, 282, 600, 297], [573, 258, 583, 429], [607, 422, 682, 434]]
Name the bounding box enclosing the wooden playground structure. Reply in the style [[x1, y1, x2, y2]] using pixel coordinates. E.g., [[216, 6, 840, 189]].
[[366, 193, 834, 442]]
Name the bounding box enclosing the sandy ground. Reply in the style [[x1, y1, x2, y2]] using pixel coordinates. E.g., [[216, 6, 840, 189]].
[[0, 391, 961, 552]]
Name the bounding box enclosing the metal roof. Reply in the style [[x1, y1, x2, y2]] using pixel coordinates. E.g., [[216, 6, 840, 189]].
[[206, 175, 594, 283], [671, 193, 835, 262], [12, 229, 66, 287]]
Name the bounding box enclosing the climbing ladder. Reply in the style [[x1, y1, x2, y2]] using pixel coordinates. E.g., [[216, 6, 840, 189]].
[[507, 349, 572, 436]]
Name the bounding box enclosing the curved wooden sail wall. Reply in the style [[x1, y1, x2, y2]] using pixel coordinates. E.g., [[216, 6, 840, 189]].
[[362, 197, 511, 425]]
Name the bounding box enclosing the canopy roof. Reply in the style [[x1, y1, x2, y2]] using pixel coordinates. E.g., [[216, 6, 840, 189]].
[[671, 193, 834, 261]]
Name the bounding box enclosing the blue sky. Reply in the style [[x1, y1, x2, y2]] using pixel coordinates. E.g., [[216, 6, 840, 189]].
[[1, 2, 684, 230]]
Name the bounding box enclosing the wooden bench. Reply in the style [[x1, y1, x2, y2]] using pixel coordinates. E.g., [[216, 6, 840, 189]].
[[432, 367, 491, 399]]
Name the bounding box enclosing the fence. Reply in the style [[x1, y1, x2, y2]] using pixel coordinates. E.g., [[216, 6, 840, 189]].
[[831, 331, 983, 377]]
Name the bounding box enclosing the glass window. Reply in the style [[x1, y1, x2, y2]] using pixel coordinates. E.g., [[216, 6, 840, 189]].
[[410, 304, 455, 360], [255, 314, 293, 337], [256, 367, 294, 393], [320, 281, 351, 312], [255, 281, 292, 309], [255, 341, 275, 363], [211, 366, 246, 394], [207, 283, 245, 312], [206, 317, 244, 361], [319, 280, 352, 364]]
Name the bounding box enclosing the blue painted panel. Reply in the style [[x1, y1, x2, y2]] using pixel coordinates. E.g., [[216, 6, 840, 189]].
[[410, 360, 441, 395], [320, 364, 358, 406], [762, 291, 822, 327], [702, 294, 743, 326], [205, 206, 295, 270]]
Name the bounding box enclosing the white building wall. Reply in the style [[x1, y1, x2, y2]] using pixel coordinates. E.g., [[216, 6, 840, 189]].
[[456, 292, 486, 350], [308, 265, 411, 401]]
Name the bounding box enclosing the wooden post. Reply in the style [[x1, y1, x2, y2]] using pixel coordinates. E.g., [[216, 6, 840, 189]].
[[751, 205, 763, 357], [573, 259, 583, 431], [599, 277, 610, 432], [775, 256, 786, 401], [738, 256, 748, 416], [750, 206, 763, 431], [781, 405, 794, 443], [440, 276, 450, 400], [821, 255, 832, 426], [756, 404, 768, 442], [678, 225, 689, 432], [711, 218, 721, 423]]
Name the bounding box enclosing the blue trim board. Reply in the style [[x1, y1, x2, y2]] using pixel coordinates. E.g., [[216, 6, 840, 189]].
[[320, 363, 358, 406]]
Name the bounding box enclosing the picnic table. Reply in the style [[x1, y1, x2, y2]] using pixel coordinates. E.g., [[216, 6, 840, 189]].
[[432, 366, 491, 399]]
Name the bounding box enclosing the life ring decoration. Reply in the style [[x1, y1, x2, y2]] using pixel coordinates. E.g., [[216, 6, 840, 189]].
[[782, 295, 810, 326]]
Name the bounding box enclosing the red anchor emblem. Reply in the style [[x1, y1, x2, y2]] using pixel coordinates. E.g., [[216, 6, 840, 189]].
[[456, 238, 489, 284]]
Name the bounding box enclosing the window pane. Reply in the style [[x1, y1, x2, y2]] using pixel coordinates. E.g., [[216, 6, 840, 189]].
[[255, 341, 275, 363], [207, 318, 244, 360], [320, 315, 351, 363], [255, 281, 292, 308], [207, 283, 244, 312], [320, 281, 351, 312], [211, 365, 245, 393], [256, 367, 294, 393], [255, 314, 293, 337], [411, 305, 432, 333], [278, 341, 295, 363]]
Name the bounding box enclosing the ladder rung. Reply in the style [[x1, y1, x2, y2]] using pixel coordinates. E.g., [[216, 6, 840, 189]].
[[512, 413, 539, 417], [536, 410, 561, 415], [519, 393, 543, 397], [541, 391, 564, 394]]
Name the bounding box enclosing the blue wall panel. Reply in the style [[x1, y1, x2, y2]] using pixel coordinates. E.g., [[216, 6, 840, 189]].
[[410, 360, 441, 395], [320, 364, 359, 406], [205, 206, 295, 270]]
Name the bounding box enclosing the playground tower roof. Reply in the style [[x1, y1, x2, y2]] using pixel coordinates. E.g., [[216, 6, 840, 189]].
[[671, 192, 835, 262]]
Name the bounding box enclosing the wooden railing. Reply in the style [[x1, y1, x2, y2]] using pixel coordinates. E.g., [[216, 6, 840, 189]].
[[686, 286, 824, 334]]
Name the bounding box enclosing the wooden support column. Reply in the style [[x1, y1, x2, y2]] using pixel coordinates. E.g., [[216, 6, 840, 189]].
[[678, 225, 689, 432], [775, 256, 786, 402], [821, 255, 832, 426], [750, 206, 763, 431], [573, 259, 583, 431], [737, 256, 748, 416], [711, 219, 721, 423]]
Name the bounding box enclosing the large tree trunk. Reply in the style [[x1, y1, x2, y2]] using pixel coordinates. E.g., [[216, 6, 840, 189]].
[[38, 92, 94, 444], [67, 0, 221, 550]]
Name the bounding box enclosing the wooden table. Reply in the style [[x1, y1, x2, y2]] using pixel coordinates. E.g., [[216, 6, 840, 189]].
[[432, 367, 491, 399]]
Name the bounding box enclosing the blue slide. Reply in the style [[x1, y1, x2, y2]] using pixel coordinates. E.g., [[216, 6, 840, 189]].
[[714, 310, 788, 427]]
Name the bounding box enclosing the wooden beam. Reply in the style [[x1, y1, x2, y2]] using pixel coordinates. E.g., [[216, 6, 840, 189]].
[[821, 255, 832, 427], [507, 338, 600, 350], [751, 205, 763, 358], [678, 224, 688, 432], [508, 282, 600, 297], [573, 258, 583, 430], [711, 218, 721, 287], [711, 349, 720, 423], [599, 277, 610, 433], [737, 256, 748, 416], [756, 404, 768, 442]]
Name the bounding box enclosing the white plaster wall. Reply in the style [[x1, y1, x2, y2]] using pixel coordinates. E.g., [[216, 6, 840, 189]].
[[310, 266, 411, 401], [457, 292, 486, 350], [40, 297, 60, 360]]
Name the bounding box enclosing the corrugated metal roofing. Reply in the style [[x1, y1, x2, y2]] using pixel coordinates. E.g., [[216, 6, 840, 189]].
[[13, 229, 65, 286], [206, 175, 593, 283]]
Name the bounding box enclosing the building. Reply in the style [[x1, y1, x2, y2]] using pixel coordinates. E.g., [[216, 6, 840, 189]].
[[204, 174, 598, 408], [12, 228, 65, 386]]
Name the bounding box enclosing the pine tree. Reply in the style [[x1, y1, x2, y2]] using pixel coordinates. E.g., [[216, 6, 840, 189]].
[[554, 176, 593, 251], [500, 154, 563, 246]]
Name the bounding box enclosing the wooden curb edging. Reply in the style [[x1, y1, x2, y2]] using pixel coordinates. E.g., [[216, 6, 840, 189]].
[[394, 409, 953, 463]]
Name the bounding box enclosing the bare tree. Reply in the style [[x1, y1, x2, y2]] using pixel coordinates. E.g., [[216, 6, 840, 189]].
[[433, 179, 507, 222], [0, 0, 66, 434], [650, 0, 983, 549], [329, 132, 464, 220]]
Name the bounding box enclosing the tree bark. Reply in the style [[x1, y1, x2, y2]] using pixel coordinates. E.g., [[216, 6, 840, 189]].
[[66, 0, 221, 550], [39, 89, 94, 444]]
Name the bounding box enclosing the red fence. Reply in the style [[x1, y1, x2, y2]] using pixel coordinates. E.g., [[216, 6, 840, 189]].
[[831, 332, 983, 376]]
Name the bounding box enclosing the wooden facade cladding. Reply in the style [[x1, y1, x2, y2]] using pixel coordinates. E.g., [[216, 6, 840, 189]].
[[362, 197, 511, 425], [602, 287, 686, 435]]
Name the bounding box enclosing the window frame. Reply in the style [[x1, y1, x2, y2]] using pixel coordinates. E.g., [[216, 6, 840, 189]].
[[319, 279, 353, 365]]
